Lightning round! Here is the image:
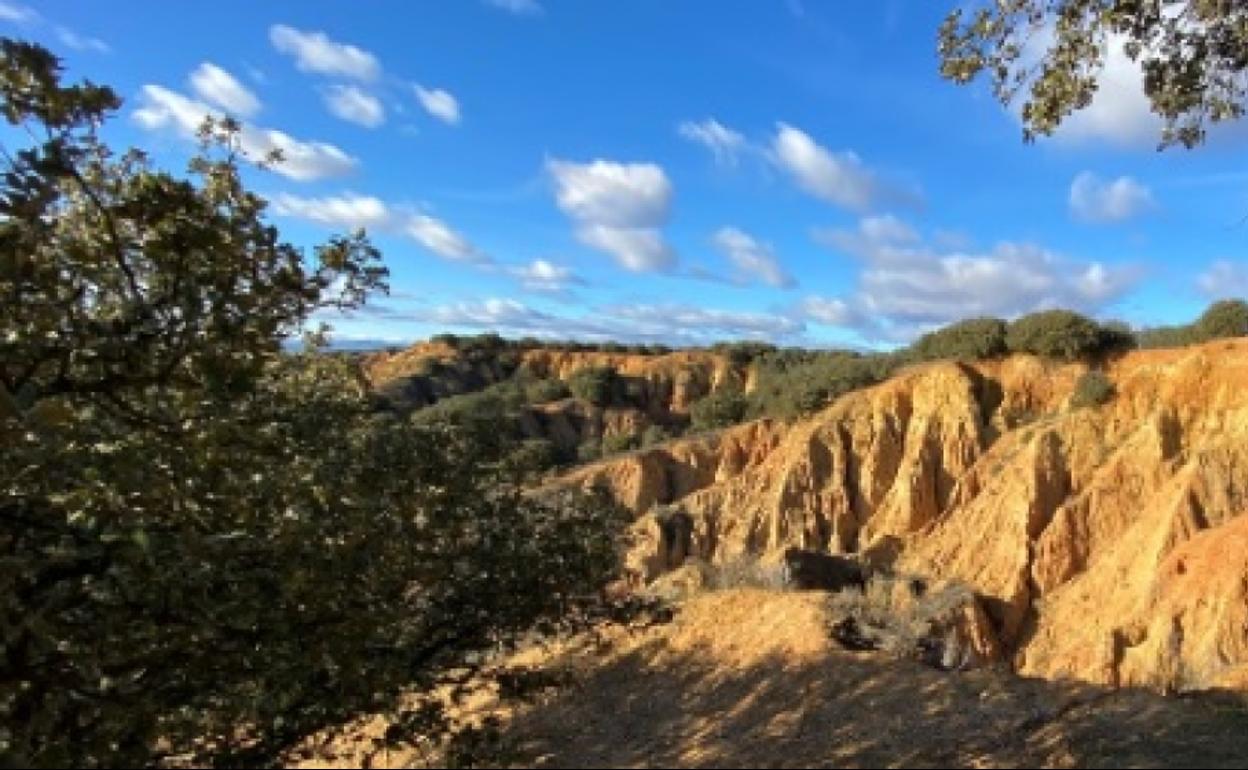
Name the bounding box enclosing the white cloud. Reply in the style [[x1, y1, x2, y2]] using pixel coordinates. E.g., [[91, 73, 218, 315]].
[[134, 85, 357, 181], [269, 24, 380, 81], [548, 159, 671, 228], [272, 193, 391, 228], [189, 63, 260, 117], [1197, 260, 1248, 299], [679, 118, 747, 166], [405, 214, 485, 263], [270, 191, 488, 264], [1057, 36, 1161, 148], [0, 1, 34, 22], [547, 158, 677, 272], [510, 259, 585, 293], [413, 85, 461, 125], [485, 0, 543, 15], [770, 122, 913, 212], [801, 296, 856, 326], [1068, 171, 1157, 224], [713, 227, 795, 288], [814, 215, 1140, 337], [324, 84, 385, 128], [577, 224, 674, 273], [55, 26, 109, 53]]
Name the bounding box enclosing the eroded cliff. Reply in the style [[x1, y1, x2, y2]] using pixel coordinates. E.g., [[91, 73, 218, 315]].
[[550, 339, 1248, 691]]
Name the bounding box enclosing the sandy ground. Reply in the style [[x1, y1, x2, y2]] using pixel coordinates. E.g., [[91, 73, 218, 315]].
[[291, 590, 1248, 769]]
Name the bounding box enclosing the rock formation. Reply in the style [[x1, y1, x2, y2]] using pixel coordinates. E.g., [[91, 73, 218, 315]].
[[550, 339, 1248, 691]]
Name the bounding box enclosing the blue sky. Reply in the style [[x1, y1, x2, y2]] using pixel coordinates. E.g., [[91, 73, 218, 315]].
[[8, 0, 1248, 348]]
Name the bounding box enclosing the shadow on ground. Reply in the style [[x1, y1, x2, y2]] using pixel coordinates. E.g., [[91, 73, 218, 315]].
[[499, 625, 1248, 768]]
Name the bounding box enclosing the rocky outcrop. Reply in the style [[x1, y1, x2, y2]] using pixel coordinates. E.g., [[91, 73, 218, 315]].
[[550, 339, 1248, 692]]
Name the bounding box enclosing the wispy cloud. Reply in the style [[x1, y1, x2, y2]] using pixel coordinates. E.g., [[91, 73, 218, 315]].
[[324, 84, 385, 128], [134, 84, 356, 181], [770, 122, 919, 211], [189, 63, 260, 117], [713, 227, 795, 288], [270, 192, 489, 264], [413, 84, 460, 125], [679, 118, 747, 166], [485, 0, 543, 16], [269, 24, 380, 81]]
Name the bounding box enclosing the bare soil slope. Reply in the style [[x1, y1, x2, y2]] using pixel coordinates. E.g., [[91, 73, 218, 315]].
[[294, 591, 1248, 768], [552, 339, 1248, 691]]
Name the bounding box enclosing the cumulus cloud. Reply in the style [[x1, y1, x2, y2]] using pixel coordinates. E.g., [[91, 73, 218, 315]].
[[485, 0, 543, 15], [270, 192, 488, 263], [324, 84, 385, 128], [1053, 36, 1162, 148], [510, 259, 586, 293], [547, 158, 677, 272], [1068, 172, 1157, 223], [133, 85, 357, 181], [1197, 260, 1248, 299], [189, 63, 260, 117], [713, 227, 795, 288], [407, 298, 804, 344], [414, 85, 460, 125], [679, 118, 747, 166], [269, 24, 380, 81], [770, 123, 915, 212], [812, 214, 1140, 338]]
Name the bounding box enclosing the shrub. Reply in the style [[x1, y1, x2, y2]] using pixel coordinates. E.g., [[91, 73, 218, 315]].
[[905, 317, 1007, 362], [640, 424, 672, 447], [1194, 298, 1248, 341], [509, 437, 561, 474], [576, 438, 602, 463], [568, 366, 618, 406], [1005, 310, 1106, 360], [747, 351, 894, 420], [1071, 370, 1115, 408], [711, 341, 778, 367], [524, 377, 570, 404], [690, 387, 749, 430], [601, 432, 638, 455]]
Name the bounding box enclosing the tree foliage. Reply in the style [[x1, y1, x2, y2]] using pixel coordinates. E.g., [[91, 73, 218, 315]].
[[905, 317, 1008, 362], [938, 0, 1248, 148], [1005, 309, 1108, 360], [0, 40, 624, 768]]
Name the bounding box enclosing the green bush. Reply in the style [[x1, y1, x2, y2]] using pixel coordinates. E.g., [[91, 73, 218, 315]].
[[711, 341, 778, 367], [567, 366, 618, 406], [601, 432, 638, 455], [576, 438, 603, 463], [1005, 310, 1106, 360], [1071, 370, 1115, 408], [905, 317, 1007, 362], [747, 351, 896, 420], [1194, 299, 1248, 341], [690, 387, 749, 430], [524, 377, 571, 404], [640, 424, 672, 447], [509, 437, 561, 474]]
